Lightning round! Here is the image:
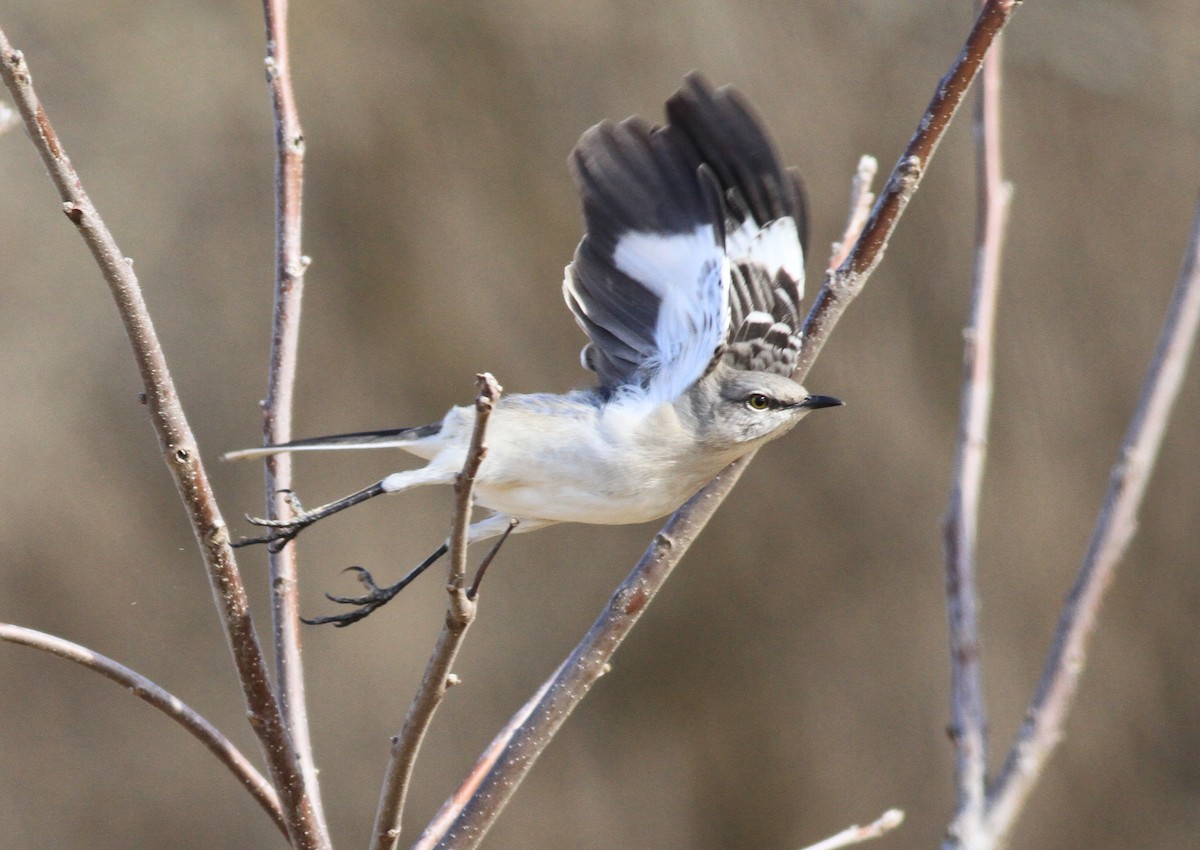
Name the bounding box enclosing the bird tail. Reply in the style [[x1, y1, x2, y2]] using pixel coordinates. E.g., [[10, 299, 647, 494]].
[[222, 422, 442, 462]]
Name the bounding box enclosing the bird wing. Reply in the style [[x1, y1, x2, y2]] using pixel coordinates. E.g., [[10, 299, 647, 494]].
[[563, 73, 810, 400], [667, 73, 809, 378], [564, 114, 729, 403]]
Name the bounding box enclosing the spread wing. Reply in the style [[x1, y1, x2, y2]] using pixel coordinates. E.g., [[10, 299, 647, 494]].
[[667, 73, 809, 378], [564, 116, 728, 402], [563, 73, 809, 402]]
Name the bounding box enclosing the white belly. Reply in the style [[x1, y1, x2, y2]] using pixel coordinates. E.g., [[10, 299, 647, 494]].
[[473, 473, 698, 525], [467, 397, 727, 525]]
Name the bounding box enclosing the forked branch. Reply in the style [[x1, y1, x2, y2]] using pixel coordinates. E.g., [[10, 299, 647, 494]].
[[0, 623, 287, 837], [938, 11, 1200, 845], [796, 0, 1023, 380], [983, 191, 1200, 845], [370, 374, 501, 850], [0, 26, 323, 850], [942, 15, 1012, 849], [258, 0, 327, 840]]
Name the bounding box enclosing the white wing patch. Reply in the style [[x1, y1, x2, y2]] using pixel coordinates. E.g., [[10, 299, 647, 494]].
[[612, 224, 721, 299], [735, 217, 804, 297], [612, 224, 730, 402], [724, 215, 761, 263]]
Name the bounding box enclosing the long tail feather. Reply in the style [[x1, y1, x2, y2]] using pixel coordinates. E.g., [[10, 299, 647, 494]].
[[222, 423, 441, 462]]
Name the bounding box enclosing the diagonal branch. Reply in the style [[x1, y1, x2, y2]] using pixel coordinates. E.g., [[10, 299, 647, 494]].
[[258, 0, 327, 841], [941, 15, 1012, 849], [370, 374, 501, 850], [984, 190, 1200, 844], [0, 622, 287, 837], [414, 4, 1023, 848], [0, 28, 323, 850], [796, 0, 1022, 380], [412, 460, 743, 850]]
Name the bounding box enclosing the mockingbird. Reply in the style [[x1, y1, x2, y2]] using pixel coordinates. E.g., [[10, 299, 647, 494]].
[[227, 73, 841, 624]]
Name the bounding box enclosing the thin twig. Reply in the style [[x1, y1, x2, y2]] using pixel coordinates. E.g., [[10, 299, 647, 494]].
[[0, 30, 323, 849], [0, 622, 287, 837], [941, 16, 1012, 850], [799, 809, 906, 850], [415, 5, 1021, 848], [827, 155, 878, 272], [412, 461, 744, 850], [984, 192, 1200, 844], [796, 0, 1022, 380], [370, 374, 501, 850], [447, 376, 502, 593], [259, 0, 327, 841]]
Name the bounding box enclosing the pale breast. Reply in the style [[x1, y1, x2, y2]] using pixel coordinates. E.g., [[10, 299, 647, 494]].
[[470, 395, 728, 525], [465, 396, 729, 528]]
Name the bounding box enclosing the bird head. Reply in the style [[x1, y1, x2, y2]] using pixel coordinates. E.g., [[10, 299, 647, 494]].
[[682, 366, 842, 450]]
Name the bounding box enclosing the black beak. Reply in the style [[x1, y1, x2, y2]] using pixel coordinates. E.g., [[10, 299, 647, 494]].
[[800, 394, 844, 410]]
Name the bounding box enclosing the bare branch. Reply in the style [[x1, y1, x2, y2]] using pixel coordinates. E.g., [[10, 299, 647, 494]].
[[827, 155, 878, 272], [984, 191, 1200, 843], [796, 0, 1022, 381], [258, 0, 327, 841], [414, 5, 1022, 848], [448, 374, 503, 593], [0, 623, 288, 837], [941, 16, 1012, 850], [800, 809, 906, 850], [370, 374, 501, 850], [413, 459, 746, 850], [0, 29, 323, 849]]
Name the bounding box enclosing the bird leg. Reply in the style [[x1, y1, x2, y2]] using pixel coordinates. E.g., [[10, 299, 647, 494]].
[[232, 467, 455, 550], [232, 481, 388, 550], [302, 518, 521, 626], [301, 544, 450, 627], [468, 518, 519, 599]]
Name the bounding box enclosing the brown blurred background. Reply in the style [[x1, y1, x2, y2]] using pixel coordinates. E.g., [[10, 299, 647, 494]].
[[1, 1, 1198, 848]]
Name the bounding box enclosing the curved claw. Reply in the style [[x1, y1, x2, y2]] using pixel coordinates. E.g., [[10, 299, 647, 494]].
[[344, 565, 383, 590], [322, 594, 358, 606], [230, 521, 305, 550], [302, 543, 451, 627], [302, 566, 400, 626], [244, 512, 308, 530], [243, 491, 313, 531], [233, 507, 319, 549], [301, 606, 381, 628], [322, 590, 376, 606], [244, 515, 288, 529], [231, 529, 292, 549], [318, 567, 383, 604]]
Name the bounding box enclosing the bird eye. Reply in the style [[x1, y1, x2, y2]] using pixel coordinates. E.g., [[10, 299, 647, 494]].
[[746, 393, 772, 411]]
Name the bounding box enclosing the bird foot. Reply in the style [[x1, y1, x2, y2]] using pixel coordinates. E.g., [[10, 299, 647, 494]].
[[302, 543, 450, 627], [232, 492, 320, 551], [301, 566, 405, 627]]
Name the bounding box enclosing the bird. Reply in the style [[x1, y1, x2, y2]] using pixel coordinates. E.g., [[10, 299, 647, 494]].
[[225, 72, 842, 625]]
